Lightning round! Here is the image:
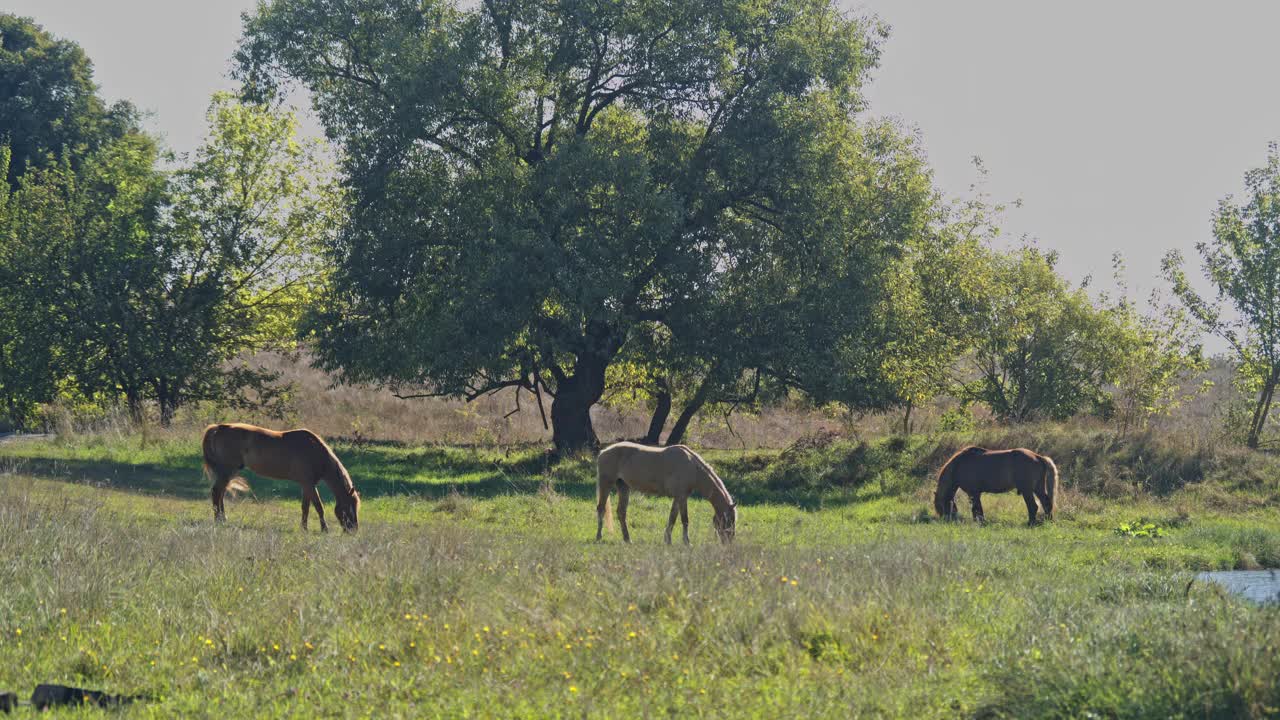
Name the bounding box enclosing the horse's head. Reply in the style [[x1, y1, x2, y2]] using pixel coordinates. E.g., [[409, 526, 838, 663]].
[[335, 489, 360, 532], [934, 490, 961, 520], [713, 502, 737, 543]]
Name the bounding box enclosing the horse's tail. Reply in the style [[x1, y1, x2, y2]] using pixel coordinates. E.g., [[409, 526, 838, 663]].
[[202, 424, 250, 496], [203, 461, 250, 495], [1040, 455, 1058, 519]]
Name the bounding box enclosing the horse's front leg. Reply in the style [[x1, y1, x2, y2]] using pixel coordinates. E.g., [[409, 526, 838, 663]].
[[969, 492, 984, 523], [1022, 492, 1040, 526], [306, 484, 328, 533], [1034, 488, 1053, 521], [665, 499, 679, 545], [617, 483, 631, 544], [678, 496, 690, 546]]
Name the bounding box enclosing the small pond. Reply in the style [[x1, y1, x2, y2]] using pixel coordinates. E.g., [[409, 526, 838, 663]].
[[1197, 570, 1280, 604]]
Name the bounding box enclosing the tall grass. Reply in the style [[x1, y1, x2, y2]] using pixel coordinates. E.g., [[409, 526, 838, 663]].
[[3, 463, 1279, 718], [5, 410, 1280, 717]]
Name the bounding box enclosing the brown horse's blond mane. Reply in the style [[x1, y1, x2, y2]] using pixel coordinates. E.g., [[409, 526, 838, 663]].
[[313, 433, 356, 497], [203, 423, 360, 531]]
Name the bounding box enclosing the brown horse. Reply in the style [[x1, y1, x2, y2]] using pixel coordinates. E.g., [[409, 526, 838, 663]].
[[934, 446, 1058, 525], [596, 442, 737, 544], [202, 423, 360, 532]]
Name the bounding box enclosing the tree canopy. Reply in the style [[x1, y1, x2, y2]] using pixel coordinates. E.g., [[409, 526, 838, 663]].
[[0, 13, 138, 188], [0, 93, 335, 426], [1164, 143, 1280, 448], [238, 0, 936, 451]]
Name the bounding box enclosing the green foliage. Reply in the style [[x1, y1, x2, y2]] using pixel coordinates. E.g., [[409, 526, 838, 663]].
[[1114, 519, 1168, 539], [0, 93, 335, 427], [0, 14, 138, 188], [1164, 143, 1280, 448], [1101, 255, 1208, 434], [957, 246, 1120, 422], [936, 407, 975, 433], [239, 0, 934, 451], [0, 146, 58, 424], [0, 134, 170, 422], [879, 159, 1006, 421]]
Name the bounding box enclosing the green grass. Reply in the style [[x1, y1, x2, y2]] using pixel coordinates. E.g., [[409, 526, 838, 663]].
[[2, 431, 1280, 718]]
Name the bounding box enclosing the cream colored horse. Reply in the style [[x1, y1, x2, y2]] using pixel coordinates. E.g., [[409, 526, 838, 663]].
[[202, 423, 361, 532], [596, 442, 737, 544]]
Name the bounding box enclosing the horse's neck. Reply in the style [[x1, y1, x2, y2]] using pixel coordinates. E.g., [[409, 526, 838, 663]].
[[695, 468, 733, 512], [320, 462, 353, 498]]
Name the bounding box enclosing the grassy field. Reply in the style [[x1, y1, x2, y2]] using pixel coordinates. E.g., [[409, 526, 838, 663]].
[[2, 429, 1280, 718]]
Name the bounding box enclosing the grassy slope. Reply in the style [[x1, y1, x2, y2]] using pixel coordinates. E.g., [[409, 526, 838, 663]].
[[2, 431, 1280, 718]]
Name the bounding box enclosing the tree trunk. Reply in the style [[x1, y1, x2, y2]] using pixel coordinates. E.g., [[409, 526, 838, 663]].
[[1247, 372, 1278, 449], [665, 372, 715, 447], [125, 389, 144, 426], [643, 378, 672, 445], [901, 400, 913, 436], [158, 396, 176, 427], [550, 356, 608, 455]]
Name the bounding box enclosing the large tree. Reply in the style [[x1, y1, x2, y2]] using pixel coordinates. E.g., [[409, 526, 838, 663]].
[[0, 146, 61, 425], [0, 95, 333, 426], [0, 14, 138, 188], [1163, 144, 1280, 448], [958, 246, 1121, 423], [238, 0, 934, 452]]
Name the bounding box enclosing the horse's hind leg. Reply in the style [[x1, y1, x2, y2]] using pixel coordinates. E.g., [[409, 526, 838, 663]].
[[211, 483, 226, 522], [1022, 492, 1040, 526], [207, 465, 231, 522], [595, 478, 610, 541], [664, 499, 679, 545], [617, 482, 631, 544]]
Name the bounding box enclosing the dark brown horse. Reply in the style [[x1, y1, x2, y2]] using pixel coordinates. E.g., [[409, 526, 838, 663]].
[[202, 423, 360, 532], [934, 446, 1058, 525]]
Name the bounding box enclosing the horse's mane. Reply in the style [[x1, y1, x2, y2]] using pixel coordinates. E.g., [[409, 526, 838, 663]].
[[310, 432, 356, 497], [682, 447, 734, 507]]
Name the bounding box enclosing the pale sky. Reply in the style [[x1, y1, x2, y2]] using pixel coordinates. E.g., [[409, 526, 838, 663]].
[[7, 0, 1279, 348]]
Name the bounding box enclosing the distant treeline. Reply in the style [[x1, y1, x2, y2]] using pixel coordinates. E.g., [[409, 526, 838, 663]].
[[1, 4, 1277, 451]]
